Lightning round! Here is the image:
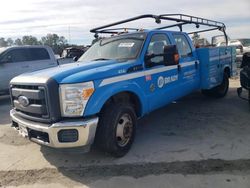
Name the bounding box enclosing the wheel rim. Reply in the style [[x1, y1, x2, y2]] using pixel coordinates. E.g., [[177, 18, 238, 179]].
[[116, 113, 133, 147]]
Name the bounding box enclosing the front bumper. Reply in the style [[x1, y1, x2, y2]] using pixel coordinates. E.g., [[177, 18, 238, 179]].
[[10, 109, 98, 148]]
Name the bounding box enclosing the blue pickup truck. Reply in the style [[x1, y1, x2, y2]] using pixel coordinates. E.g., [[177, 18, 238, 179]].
[[9, 14, 236, 157]]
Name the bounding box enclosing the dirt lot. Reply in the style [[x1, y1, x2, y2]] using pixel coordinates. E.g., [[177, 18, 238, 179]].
[[0, 77, 250, 188]]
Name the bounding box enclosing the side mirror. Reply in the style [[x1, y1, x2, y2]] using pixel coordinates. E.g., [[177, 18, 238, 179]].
[[73, 56, 79, 62], [163, 45, 179, 66], [144, 45, 179, 68]]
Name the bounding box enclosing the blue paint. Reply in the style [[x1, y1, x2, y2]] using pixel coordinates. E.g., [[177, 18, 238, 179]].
[[21, 30, 236, 118]]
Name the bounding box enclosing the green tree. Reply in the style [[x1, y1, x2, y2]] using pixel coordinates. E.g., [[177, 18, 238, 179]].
[[41, 33, 68, 54], [22, 35, 40, 45], [6, 38, 14, 46], [0, 38, 7, 47], [14, 38, 23, 45]]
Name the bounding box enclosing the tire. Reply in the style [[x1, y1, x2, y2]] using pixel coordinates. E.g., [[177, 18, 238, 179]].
[[248, 90, 250, 106], [95, 102, 137, 157], [202, 72, 229, 98]]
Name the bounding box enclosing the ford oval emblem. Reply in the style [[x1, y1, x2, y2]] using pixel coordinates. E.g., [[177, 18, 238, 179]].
[[18, 96, 29, 107]]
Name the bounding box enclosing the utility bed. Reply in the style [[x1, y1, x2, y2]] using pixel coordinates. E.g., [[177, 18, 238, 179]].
[[197, 46, 237, 89]]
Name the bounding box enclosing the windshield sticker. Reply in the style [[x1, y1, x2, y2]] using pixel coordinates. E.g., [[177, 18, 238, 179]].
[[118, 43, 135, 48]]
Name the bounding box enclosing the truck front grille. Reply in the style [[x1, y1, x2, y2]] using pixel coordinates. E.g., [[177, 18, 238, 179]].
[[11, 85, 50, 120], [10, 79, 61, 123]]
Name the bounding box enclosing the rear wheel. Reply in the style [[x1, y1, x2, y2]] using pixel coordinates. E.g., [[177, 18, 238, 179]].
[[202, 72, 229, 98], [95, 102, 137, 157]]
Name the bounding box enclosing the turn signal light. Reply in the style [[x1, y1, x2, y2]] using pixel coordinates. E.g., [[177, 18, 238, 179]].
[[82, 88, 94, 100], [174, 53, 179, 64]]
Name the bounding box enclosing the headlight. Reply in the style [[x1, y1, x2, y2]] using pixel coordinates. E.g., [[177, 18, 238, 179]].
[[59, 82, 94, 117]]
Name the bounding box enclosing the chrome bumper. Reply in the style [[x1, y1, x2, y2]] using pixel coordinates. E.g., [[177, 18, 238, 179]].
[[10, 109, 99, 148]]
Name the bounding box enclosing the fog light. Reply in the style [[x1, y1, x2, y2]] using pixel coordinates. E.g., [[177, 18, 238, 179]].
[[58, 129, 78, 143]]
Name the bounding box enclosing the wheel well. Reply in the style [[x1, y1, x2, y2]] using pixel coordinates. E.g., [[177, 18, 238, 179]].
[[224, 67, 231, 78], [101, 92, 142, 117]]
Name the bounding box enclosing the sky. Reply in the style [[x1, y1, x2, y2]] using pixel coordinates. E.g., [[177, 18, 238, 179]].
[[0, 0, 249, 45]]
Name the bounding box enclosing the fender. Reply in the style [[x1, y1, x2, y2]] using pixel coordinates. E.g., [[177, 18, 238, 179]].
[[222, 65, 231, 76], [84, 80, 148, 117]]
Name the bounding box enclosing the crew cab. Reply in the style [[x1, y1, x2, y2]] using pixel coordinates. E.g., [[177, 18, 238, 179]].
[[9, 14, 237, 157], [0, 45, 58, 95]]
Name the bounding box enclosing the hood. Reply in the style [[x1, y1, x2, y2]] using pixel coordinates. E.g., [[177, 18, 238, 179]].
[[12, 59, 139, 84]]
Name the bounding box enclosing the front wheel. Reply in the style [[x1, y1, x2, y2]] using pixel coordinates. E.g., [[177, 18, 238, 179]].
[[95, 102, 137, 157], [202, 72, 229, 98]]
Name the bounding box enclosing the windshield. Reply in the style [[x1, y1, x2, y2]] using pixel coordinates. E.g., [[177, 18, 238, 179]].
[[239, 39, 250, 47], [78, 33, 146, 62], [0, 47, 8, 61], [0, 47, 7, 54]]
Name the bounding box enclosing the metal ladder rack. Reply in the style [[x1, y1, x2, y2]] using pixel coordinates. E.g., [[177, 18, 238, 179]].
[[90, 14, 228, 43]]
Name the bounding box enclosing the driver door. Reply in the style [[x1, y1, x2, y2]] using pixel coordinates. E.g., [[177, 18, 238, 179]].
[[0, 48, 31, 91], [144, 33, 180, 112]]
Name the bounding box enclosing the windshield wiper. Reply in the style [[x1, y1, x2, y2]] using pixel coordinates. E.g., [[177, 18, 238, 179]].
[[92, 58, 112, 61]]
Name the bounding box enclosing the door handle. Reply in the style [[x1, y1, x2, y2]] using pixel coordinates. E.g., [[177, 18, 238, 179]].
[[22, 65, 29, 68], [195, 61, 198, 69], [178, 64, 181, 72]]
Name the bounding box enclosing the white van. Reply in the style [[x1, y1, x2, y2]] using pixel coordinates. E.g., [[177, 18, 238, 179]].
[[0, 46, 58, 95]]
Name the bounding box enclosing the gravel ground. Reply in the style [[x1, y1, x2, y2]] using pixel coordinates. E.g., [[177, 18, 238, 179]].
[[0, 77, 250, 187]]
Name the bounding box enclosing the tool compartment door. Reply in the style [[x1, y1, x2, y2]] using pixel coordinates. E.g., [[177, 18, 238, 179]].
[[197, 47, 233, 90]]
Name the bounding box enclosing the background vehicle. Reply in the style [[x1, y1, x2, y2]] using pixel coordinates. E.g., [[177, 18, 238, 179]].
[[238, 39, 250, 53], [229, 39, 250, 67], [0, 45, 58, 95], [212, 35, 227, 46], [237, 52, 250, 105], [9, 14, 236, 157], [228, 40, 244, 67], [58, 47, 85, 64], [193, 38, 210, 48]]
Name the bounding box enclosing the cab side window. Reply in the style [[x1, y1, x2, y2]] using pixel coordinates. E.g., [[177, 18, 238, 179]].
[[1, 49, 30, 63], [146, 34, 170, 66], [173, 34, 192, 57], [29, 48, 50, 61]]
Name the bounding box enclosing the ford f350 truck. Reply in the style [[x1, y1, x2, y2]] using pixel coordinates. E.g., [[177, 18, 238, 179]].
[[9, 14, 237, 157]]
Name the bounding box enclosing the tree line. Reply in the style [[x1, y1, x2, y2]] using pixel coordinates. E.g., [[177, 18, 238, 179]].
[[0, 33, 81, 55]]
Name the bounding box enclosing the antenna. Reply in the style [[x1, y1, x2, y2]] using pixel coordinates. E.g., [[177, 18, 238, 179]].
[[68, 25, 71, 44]]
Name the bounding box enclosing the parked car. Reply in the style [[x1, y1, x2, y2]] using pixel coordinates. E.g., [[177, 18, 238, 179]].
[[0, 45, 58, 95], [228, 39, 250, 67], [212, 35, 227, 46], [228, 40, 244, 65], [193, 38, 210, 48], [58, 47, 85, 64], [237, 52, 250, 105], [238, 39, 250, 53]]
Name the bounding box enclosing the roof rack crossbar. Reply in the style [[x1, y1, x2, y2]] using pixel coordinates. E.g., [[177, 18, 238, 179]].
[[159, 14, 225, 28], [188, 27, 220, 35], [90, 14, 156, 34], [100, 28, 140, 34], [155, 22, 188, 31]]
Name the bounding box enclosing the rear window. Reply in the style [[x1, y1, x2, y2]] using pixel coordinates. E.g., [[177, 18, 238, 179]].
[[173, 34, 192, 57], [29, 48, 50, 60]]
